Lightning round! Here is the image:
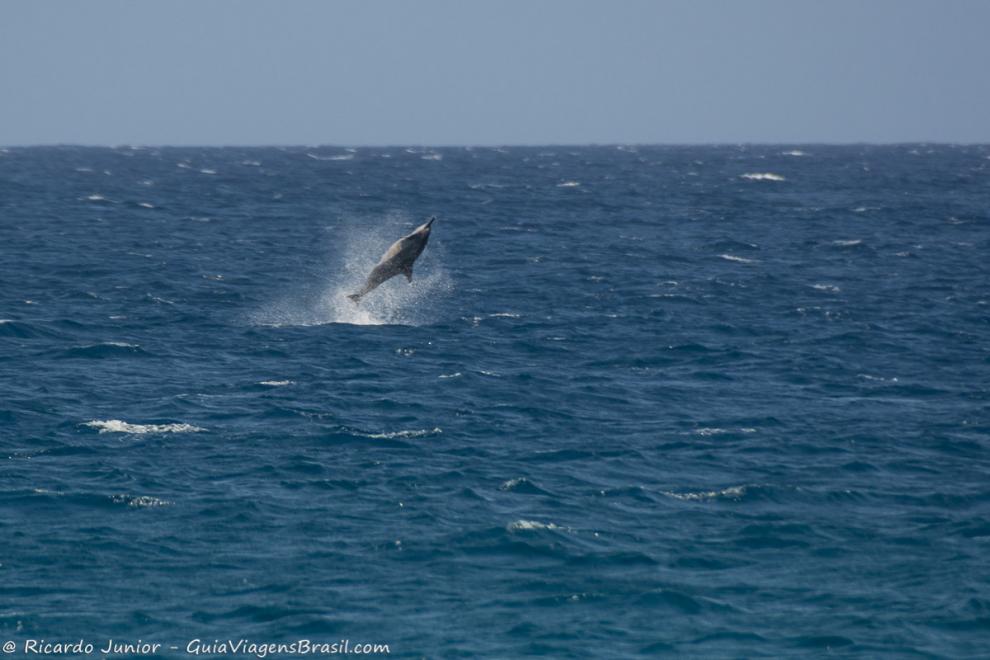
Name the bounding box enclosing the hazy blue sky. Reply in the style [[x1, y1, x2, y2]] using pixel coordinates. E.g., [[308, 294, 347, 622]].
[[1, 0, 988, 145]]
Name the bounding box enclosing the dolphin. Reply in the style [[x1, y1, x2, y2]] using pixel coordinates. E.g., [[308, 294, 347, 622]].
[[348, 217, 435, 304]]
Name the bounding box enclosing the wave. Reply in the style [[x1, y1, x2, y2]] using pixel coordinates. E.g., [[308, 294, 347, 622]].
[[61, 342, 150, 358], [556, 180, 581, 187], [259, 380, 293, 387], [507, 520, 561, 531], [691, 427, 757, 437], [362, 427, 442, 440], [740, 172, 785, 181], [663, 485, 747, 501], [719, 254, 758, 264], [307, 153, 353, 161], [111, 494, 172, 508], [84, 419, 205, 434]]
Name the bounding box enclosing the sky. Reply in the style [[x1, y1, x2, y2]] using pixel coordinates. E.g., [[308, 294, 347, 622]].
[[1, 0, 988, 145]]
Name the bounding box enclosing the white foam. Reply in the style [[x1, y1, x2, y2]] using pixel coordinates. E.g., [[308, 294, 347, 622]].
[[84, 419, 205, 434], [556, 180, 581, 187], [137, 202, 154, 209], [858, 374, 899, 383], [508, 520, 560, 531], [488, 312, 521, 318], [307, 153, 353, 161], [740, 172, 785, 181], [85, 194, 107, 201], [719, 254, 757, 264], [832, 239, 862, 247], [811, 283, 840, 293], [421, 153, 442, 161], [259, 380, 293, 387], [438, 372, 462, 379], [112, 494, 172, 508], [663, 485, 746, 501], [692, 427, 757, 437], [364, 427, 442, 439], [199, 168, 217, 175], [781, 150, 807, 157]]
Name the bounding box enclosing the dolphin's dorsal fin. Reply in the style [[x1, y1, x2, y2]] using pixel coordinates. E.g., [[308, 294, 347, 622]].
[[403, 266, 413, 282]]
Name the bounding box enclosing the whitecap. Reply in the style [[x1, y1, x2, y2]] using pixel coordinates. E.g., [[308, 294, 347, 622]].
[[508, 520, 560, 531], [740, 172, 785, 181], [308, 153, 353, 161], [363, 427, 442, 440], [858, 374, 899, 383], [421, 153, 442, 161], [259, 380, 293, 387], [811, 283, 840, 293], [84, 419, 205, 434], [137, 202, 154, 209], [663, 485, 746, 501], [832, 239, 862, 247], [112, 494, 172, 508], [719, 254, 757, 264], [488, 312, 521, 318], [556, 180, 581, 187], [199, 168, 217, 175], [692, 427, 756, 437], [85, 194, 107, 202], [438, 372, 462, 379], [781, 150, 807, 157]]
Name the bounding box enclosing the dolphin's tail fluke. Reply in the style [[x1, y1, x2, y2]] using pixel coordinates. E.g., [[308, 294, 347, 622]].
[[347, 293, 362, 304]]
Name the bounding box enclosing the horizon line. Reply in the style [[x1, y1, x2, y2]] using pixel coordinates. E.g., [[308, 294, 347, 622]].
[[3, 141, 989, 149]]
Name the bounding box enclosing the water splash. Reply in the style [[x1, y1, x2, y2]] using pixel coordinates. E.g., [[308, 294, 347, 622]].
[[253, 213, 451, 327]]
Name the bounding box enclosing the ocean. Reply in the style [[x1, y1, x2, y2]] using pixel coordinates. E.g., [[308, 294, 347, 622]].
[[1, 145, 988, 658]]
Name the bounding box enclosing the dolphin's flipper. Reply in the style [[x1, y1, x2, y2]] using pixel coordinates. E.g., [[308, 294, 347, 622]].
[[403, 266, 413, 283]]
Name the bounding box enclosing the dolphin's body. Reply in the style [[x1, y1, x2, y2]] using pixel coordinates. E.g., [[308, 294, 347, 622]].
[[348, 217, 435, 304]]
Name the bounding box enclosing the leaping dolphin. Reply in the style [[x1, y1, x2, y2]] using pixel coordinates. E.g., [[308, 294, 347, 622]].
[[348, 217, 435, 304]]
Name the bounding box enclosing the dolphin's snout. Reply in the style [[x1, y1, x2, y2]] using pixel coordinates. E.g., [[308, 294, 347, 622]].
[[426, 216, 436, 227]]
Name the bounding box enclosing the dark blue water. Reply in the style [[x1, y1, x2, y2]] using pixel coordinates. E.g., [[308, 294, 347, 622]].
[[1, 145, 988, 658]]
